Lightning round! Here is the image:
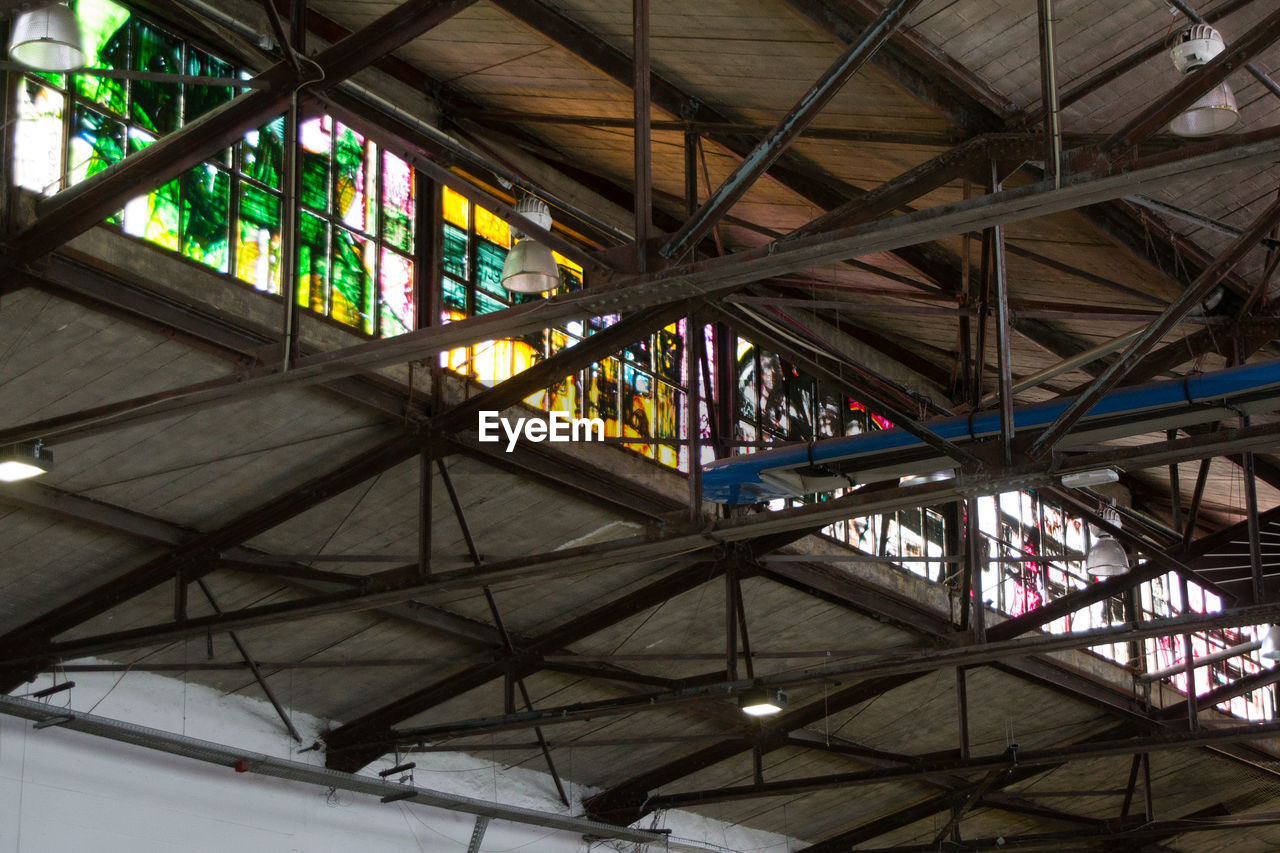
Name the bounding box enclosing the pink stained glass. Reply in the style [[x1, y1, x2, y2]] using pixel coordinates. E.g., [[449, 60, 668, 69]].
[[382, 151, 414, 252], [380, 248, 414, 337]]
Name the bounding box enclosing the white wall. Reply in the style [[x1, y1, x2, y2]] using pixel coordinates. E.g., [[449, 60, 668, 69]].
[[1, 667, 797, 853]]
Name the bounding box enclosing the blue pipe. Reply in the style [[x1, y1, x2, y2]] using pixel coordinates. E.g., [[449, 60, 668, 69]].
[[702, 358, 1280, 504]]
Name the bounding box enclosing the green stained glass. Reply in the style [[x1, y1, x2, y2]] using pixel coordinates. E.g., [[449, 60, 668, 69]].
[[127, 180, 179, 250], [300, 147, 329, 211], [240, 117, 283, 189], [442, 278, 468, 314], [180, 165, 229, 273], [36, 72, 65, 89], [68, 105, 124, 185], [331, 227, 370, 331], [381, 151, 414, 252], [476, 238, 506, 296], [297, 211, 329, 315], [129, 19, 182, 134], [476, 291, 504, 315], [333, 123, 368, 231], [74, 0, 131, 67], [184, 48, 234, 123], [298, 116, 330, 211], [443, 223, 467, 279], [237, 182, 280, 292], [240, 183, 278, 228], [74, 0, 129, 116]]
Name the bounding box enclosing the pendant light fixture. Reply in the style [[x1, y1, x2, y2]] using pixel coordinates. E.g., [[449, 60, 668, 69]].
[[9, 2, 83, 72], [500, 195, 560, 295], [1086, 503, 1129, 578], [1261, 625, 1280, 661], [1168, 24, 1240, 137], [739, 687, 787, 717], [0, 441, 52, 482]]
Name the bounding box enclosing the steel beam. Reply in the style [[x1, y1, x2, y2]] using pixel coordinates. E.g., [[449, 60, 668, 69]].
[[350, 602, 1280, 749], [852, 811, 1280, 852], [649, 719, 1280, 809], [659, 0, 924, 259], [0, 432, 421, 689], [1027, 194, 1280, 456]]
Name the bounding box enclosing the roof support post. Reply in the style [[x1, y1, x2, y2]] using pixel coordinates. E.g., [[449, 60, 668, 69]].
[[632, 0, 652, 271], [659, 0, 925, 259], [1036, 0, 1062, 187], [990, 164, 1014, 465]]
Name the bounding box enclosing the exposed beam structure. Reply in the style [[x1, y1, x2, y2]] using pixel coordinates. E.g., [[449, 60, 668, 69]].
[[8, 125, 1280, 455], [1027, 195, 1280, 456], [660, 0, 924, 259]]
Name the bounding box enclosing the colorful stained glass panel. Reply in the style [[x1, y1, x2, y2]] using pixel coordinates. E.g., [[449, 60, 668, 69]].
[[15, 81, 63, 196], [381, 151, 414, 252], [180, 164, 229, 272], [380, 248, 414, 337], [129, 19, 182, 134], [331, 227, 370, 332], [297, 210, 329, 313]]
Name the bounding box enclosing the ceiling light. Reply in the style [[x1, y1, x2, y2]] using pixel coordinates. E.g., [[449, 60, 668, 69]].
[[1086, 504, 1128, 577], [1261, 625, 1280, 661], [10, 2, 83, 72], [899, 469, 955, 487], [739, 687, 787, 717], [501, 195, 560, 294], [0, 441, 52, 482], [1168, 25, 1240, 137], [1060, 468, 1120, 489]]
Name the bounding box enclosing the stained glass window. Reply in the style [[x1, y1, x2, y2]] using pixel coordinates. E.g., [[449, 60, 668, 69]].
[[15, 80, 63, 195], [12, 2, 416, 339], [436, 189, 693, 470]]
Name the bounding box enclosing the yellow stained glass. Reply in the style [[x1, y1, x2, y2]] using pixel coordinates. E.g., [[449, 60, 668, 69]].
[[439, 310, 470, 374], [475, 205, 510, 248], [473, 338, 540, 387], [442, 186, 469, 229], [658, 443, 679, 468], [552, 252, 583, 277]]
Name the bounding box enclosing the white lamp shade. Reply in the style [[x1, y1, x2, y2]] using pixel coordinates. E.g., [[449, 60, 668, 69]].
[[1086, 534, 1128, 577], [1169, 81, 1240, 137], [10, 3, 84, 72], [1261, 625, 1280, 661], [501, 238, 560, 294]]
